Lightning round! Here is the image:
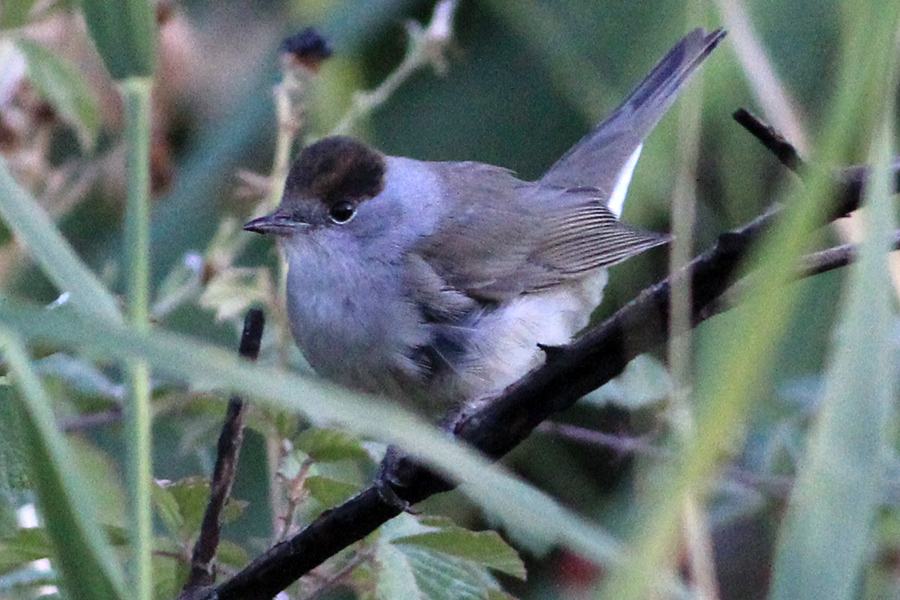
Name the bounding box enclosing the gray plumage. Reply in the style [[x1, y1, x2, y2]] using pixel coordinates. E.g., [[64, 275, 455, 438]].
[[245, 28, 725, 410], [540, 28, 725, 192]]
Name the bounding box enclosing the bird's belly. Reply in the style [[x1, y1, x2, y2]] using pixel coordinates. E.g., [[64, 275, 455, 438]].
[[431, 270, 609, 407], [285, 242, 608, 411]]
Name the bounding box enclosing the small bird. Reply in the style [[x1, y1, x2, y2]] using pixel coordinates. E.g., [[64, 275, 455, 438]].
[[245, 28, 725, 412]]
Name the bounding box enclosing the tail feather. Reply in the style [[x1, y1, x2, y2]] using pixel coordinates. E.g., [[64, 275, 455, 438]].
[[539, 29, 726, 198]]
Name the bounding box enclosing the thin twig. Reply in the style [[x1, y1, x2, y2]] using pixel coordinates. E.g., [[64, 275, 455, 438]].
[[801, 230, 900, 277], [276, 457, 314, 542], [535, 421, 664, 458], [732, 108, 804, 173], [60, 407, 122, 432], [181, 309, 265, 593], [329, 0, 459, 136]]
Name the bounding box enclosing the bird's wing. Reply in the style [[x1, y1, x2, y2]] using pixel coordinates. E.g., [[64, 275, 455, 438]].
[[538, 28, 725, 198], [526, 186, 669, 282], [410, 163, 668, 303]]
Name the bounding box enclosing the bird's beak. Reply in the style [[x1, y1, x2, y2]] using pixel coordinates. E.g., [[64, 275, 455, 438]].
[[243, 210, 297, 236]]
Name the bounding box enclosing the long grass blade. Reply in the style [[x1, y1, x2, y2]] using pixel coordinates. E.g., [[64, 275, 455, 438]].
[[0, 331, 126, 600], [0, 160, 121, 323], [0, 296, 646, 586]]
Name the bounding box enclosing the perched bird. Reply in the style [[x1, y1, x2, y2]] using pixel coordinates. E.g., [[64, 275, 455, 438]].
[[245, 28, 725, 412]]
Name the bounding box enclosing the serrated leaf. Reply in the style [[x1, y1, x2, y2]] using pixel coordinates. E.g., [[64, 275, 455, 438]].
[[394, 529, 526, 579], [373, 515, 517, 600], [296, 428, 369, 462], [375, 539, 422, 600], [305, 476, 359, 507], [401, 545, 500, 600], [15, 39, 101, 151]]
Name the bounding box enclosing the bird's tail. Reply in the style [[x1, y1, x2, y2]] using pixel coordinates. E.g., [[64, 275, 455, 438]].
[[539, 29, 726, 198]]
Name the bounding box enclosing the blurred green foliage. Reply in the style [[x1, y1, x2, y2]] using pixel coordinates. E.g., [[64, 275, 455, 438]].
[[1, 0, 899, 599]]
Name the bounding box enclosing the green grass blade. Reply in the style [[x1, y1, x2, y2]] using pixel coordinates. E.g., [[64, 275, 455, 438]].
[[595, 5, 900, 599], [0, 297, 647, 587], [768, 82, 897, 600], [0, 159, 122, 323], [118, 76, 154, 600], [80, 0, 156, 80], [0, 331, 127, 600]]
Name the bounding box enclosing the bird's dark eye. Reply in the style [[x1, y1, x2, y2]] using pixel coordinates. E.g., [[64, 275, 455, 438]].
[[328, 201, 356, 224]]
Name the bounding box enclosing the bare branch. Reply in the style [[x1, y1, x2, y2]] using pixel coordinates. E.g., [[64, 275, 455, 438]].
[[181, 309, 264, 594]]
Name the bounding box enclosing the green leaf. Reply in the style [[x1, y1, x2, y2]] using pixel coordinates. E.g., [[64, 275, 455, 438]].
[[584, 354, 671, 409], [374, 535, 422, 600], [156, 478, 209, 539], [215, 539, 249, 569], [151, 479, 184, 540], [373, 514, 522, 600], [0, 503, 15, 539], [296, 428, 369, 462], [152, 477, 247, 539], [153, 477, 246, 540], [68, 436, 127, 528], [486, 591, 518, 600], [15, 38, 101, 151], [305, 476, 360, 507], [598, 5, 900, 600], [394, 528, 526, 580], [0, 0, 37, 29], [151, 552, 188, 600], [0, 297, 630, 578], [0, 527, 52, 574], [80, 0, 157, 80], [0, 333, 126, 600], [0, 159, 122, 324]]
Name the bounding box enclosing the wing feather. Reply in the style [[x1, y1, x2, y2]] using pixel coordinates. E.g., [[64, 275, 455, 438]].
[[412, 163, 668, 302]]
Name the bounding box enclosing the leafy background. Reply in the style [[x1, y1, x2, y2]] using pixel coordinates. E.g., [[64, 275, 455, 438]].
[[0, 0, 898, 599]]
